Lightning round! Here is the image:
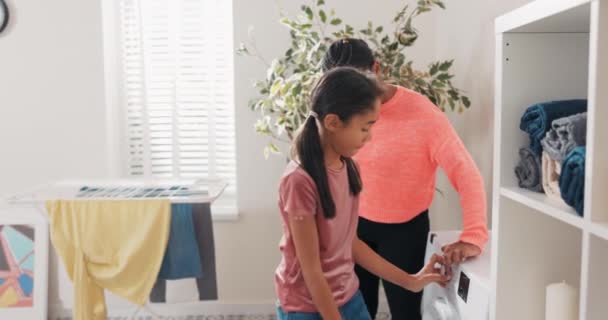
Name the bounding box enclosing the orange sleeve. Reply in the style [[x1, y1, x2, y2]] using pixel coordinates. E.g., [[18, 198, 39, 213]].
[[431, 117, 489, 250]]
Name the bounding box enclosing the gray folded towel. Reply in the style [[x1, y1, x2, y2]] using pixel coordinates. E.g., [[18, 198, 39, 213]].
[[541, 112, 587, 161], [515, 147, 544, 193]]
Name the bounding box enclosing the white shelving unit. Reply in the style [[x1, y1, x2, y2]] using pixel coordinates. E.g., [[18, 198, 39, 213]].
[[491, 0, 608, 319]]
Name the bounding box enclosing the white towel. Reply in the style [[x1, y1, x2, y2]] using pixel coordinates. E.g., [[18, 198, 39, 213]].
[[542, 152, 565, 204]]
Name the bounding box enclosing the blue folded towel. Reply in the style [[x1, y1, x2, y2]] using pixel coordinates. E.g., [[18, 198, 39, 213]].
[[559, 146, 586, 216], [519, 100, 587, 156], [158, 203, 203, 280]]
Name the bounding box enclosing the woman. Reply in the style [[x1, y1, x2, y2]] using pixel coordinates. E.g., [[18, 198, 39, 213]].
[[322, 38, 488, 320]]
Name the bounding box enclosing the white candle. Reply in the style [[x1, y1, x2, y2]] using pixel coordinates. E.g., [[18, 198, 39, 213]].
[[545, 281, 578, 320]]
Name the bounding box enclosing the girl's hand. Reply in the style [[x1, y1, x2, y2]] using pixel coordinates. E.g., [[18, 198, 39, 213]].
[[410, 254, 450, 292]]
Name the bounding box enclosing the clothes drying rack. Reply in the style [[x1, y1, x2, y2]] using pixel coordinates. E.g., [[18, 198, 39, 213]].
[[5, 178, 228, 320], [5, 178, 228, 205]]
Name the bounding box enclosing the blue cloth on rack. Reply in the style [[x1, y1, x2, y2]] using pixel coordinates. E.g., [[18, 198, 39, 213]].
[[559, 146, 586, 216], [158, 203, 203, 280], [519, 99, 587, 156]]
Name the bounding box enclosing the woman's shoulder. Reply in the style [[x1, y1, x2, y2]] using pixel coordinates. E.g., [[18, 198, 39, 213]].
[[393, 85, 449, 121]]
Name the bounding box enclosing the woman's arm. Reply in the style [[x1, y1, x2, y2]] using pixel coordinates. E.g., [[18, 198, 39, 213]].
[[431, 116, 489, 264], [290, 213, 341, 320], [352, 237, 448, 292]]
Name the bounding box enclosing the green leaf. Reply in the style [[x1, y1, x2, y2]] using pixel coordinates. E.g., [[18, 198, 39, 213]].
[[388, 42, 399, 51], [375, 26, 383, 33], [462, 96, 471, 108], [432, 79, 446, 88], [435, 1, 446, 9], [305, 6, 314, 20], [415, 78, 426, 86], [395, 54, 405, 69], [430, 63, 439, 76], [331, 18, 342, 25], [280, 82, 292, 96], [317, 0, 325, 5], [269, 143, 280, 154], [292, 84, 303, 96], [439, 60, 453, 71], [437, 73, 452, 81], [270, 80, 282, 96], [319, 10, 327, 23]]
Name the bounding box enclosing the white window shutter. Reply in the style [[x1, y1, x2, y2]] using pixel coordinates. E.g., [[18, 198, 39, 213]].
[[117, 0, 236, 212]]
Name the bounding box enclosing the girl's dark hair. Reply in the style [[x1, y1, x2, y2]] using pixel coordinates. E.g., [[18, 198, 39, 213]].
[[322, 38, 375, 72], [293, 67, 382, 219]]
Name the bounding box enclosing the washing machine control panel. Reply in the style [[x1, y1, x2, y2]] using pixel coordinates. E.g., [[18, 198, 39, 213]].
[[457, 271, 470, 303]]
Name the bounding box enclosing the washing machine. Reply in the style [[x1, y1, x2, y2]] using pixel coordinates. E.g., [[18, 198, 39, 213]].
[[421, 230, 492, 320]]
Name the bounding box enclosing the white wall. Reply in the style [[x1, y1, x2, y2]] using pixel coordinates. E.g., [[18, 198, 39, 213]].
[[0, 0, 108, 199], [0, 0, 536, 307], [0, 0, 109, 310]]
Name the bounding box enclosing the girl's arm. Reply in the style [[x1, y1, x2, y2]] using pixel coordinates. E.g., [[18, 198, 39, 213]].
[[289, 213, 341, 320], [353, 237, 449, 293]]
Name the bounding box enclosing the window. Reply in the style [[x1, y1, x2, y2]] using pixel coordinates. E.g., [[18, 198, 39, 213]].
[[111, 0, 237, 213]]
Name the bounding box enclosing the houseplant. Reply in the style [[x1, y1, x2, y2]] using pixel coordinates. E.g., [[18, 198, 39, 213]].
[[238, 0, 470, 158]]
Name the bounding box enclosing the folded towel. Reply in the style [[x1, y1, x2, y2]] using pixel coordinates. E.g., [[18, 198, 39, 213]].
[[559, 146, 586, 216], [158, 203, 203, 280], [541, 112, 587, 161], [541, 151, 564, 203], [515, 147, 544, 192], [520, 100, 587, 156]]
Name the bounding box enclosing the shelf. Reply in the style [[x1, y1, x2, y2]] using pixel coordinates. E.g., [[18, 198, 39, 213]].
[[588, 222, 608, 241], [500, 187, 583, 229], [584, 235, 608, 320], [494, 0, 606, 319], [496, 0, 590, 33], [494, 197, 582, 320]]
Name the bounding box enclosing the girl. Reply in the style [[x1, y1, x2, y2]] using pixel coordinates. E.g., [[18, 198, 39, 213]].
[[275, 67, 449, 320], [322, 39, 489, 320]]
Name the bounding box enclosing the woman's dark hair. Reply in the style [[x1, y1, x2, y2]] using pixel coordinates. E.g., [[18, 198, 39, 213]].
[[293, 67, 382, 219], [322, 38, 375, 72]]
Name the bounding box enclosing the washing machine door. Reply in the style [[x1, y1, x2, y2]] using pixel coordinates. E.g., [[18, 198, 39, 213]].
[[422, 296, 461, 320]]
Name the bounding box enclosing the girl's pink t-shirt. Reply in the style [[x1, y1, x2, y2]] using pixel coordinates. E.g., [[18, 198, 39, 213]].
[[275, 160, 360, 312]]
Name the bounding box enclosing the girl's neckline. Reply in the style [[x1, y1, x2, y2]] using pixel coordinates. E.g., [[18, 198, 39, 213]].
[[327, 159, 345, 174]]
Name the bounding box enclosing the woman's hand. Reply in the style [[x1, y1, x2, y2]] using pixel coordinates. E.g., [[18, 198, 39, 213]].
[[409, 254, 450, 293], [442, 241, 481, 266]]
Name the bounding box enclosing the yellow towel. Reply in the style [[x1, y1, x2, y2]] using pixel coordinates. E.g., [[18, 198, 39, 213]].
[[46, 200, 171, 320]]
